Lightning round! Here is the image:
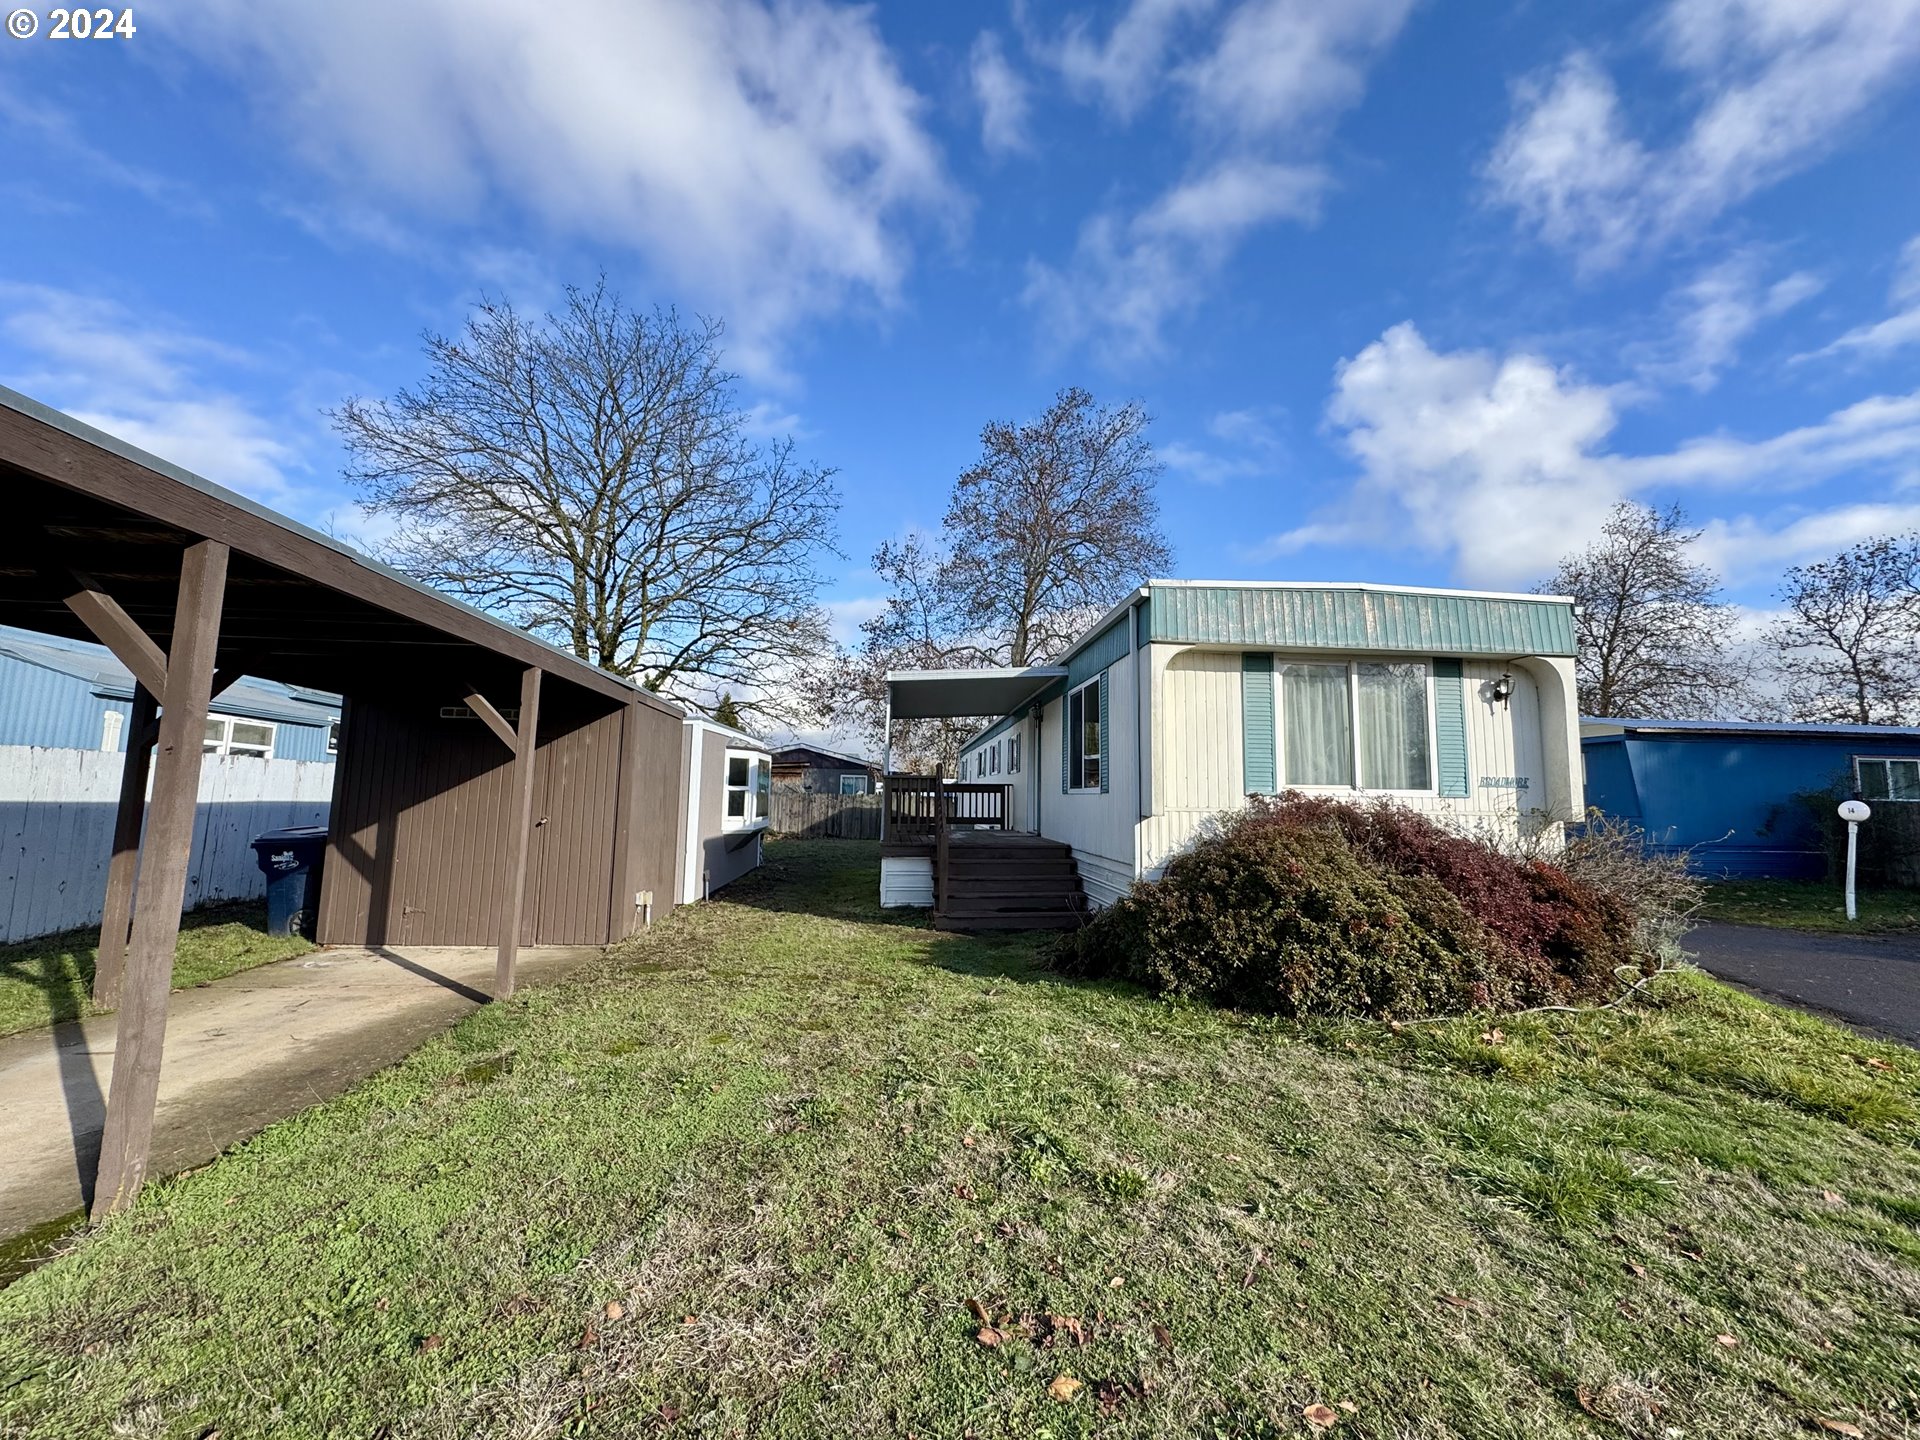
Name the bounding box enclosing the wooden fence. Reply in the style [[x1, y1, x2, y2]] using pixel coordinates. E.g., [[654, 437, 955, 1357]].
[[768, 786, 883, 840]]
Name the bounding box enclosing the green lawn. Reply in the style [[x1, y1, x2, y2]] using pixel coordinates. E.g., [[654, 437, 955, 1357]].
[[0, 902, 314, 1039], [2, 840, 1917, 1438], [1699, 877, 1920, 934]]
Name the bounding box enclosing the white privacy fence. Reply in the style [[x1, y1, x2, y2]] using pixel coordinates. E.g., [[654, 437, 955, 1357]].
[[0, 746, 334, 943]]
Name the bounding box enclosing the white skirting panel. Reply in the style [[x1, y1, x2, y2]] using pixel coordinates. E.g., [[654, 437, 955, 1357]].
[[880, 855, 934, 908], [1074, 849, 1136, 910]]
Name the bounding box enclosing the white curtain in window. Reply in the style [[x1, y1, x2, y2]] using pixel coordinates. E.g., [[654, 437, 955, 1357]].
[[1357, 663, 1429, 790], [1281, 663, 1351, 786]]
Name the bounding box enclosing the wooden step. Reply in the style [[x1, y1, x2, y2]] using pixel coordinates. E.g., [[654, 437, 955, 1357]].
[[947, 856, 1078, 875], [940, 895, 1088, 917], [945, 875, 1083, 896]]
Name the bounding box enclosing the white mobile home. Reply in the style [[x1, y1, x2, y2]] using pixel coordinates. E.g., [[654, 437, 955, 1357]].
[[881, 580, 1583, 922]]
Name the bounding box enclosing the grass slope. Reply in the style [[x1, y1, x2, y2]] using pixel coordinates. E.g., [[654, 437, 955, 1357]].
[[1, 841, 1917, 1438], [0, 902, 314, 1039], [1700, 879, 1920, 935]]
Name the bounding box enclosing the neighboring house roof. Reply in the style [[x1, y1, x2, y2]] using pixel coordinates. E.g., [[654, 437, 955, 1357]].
[[0, 625, 342, 728], [771, 744, 876, 769], [1581, 717, 1920, 741]]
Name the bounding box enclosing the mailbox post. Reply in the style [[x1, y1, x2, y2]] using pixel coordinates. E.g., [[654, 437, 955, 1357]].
[[1837, 799, 1871, 923]]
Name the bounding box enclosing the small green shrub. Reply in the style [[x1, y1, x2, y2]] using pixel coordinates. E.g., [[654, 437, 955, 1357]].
[[1054, 796, 1647, 1020]]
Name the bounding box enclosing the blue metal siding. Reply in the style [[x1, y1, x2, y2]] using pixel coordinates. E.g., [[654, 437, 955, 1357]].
[[1147, 585, 1576, 657], [266, 720, 334, 763], [1433, 658, 1469, 798], [0, 654, 130, 750], [1581, 731, 1920, 879], [1067, 615, 1132, 689]]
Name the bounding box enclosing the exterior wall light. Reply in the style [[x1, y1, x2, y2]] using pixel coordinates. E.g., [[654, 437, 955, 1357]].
[[1491, 672, 1514, 706]]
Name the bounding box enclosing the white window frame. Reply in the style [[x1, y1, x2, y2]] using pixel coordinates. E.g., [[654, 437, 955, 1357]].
[[837, 772, 867, 796], [204, 713, 277, 759], [1856, 755, 1920, 802], [1273, 655, 1438, 797], [1008, 732, 1021, 775], [723, 749, 772, 830], [326, 717, 341, 755], [1066, 674, 1103, 793]]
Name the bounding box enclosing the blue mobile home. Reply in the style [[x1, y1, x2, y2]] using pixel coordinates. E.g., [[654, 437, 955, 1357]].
[[0, 625, 341, 761], [1580, 718, 1920, 879]]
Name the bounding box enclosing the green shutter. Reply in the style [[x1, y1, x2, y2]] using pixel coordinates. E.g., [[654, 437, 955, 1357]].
[[1241, 653, 1275, 794], [1434, 658, 1468, 798], [1099, 670, 1110, 794]]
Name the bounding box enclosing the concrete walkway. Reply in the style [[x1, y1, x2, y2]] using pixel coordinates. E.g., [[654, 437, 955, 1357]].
[[1686, 922, 1920, 1048], [0, 944, 601, 1237]]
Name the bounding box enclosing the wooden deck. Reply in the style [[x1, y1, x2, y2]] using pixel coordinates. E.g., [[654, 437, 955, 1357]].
[[883, 777, 1086, 930]]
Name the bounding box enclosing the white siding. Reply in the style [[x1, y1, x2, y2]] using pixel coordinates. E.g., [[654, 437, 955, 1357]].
[[1035, 655, 1142, 908], [1139, 647, 1566, 876]]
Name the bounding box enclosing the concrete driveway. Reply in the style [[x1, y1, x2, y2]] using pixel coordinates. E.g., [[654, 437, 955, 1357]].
[[0, 944, 600, 1238], [1685, 922, 1920, 1048]]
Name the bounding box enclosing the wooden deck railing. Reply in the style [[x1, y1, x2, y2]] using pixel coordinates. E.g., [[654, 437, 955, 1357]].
[[883, 777, 1011, 843]]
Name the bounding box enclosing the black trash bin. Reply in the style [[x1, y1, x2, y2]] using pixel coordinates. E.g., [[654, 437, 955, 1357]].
[[250, 825, 329, 938]]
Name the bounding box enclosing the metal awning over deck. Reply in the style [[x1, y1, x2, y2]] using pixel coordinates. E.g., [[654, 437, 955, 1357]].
[[884, 666, 1067, 720]]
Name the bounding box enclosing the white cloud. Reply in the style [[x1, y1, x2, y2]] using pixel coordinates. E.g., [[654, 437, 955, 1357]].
[[1176, 0, 1419, 141], [164, 0, 957, 377], [1163, 407, 1289, 485], [1265, 321, 1920, 585], [1694, 503, 1920, 582], [971, 31, 1033, 158], [1023, 160, 1324, 365], [1804, 233, 1920, 361], [1636, 250, 1821, 390], [1046, 0, 1217, 119], [824, 595, 887, 646], [0, 285, 303, 506], [1025, 0, 1419, 364], [1487, 0, 1920, 269]]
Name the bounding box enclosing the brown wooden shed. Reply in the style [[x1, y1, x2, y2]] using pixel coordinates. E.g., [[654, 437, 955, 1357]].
[[0, 384, 686, 1215]]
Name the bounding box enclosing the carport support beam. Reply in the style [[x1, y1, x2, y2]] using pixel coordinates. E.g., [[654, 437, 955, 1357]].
[[94, 682, 158, 1008], [91, 539, 228, 1220], [496, 665, 543, 1000]]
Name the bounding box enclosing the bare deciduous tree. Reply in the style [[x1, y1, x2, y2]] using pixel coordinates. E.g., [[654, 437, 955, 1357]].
[[810, 389, 1173, 773], [1767, 534, 1920, 724], [943, 387, 1172, 667], [1539, 503, 1750, 717], [332, 280, 840, 722]]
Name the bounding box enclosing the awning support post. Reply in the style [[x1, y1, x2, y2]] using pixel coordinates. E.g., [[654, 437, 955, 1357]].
[[496, 665, 543, 1000], [91, 539, 228, 1219], [94, 682, 157, 1008]]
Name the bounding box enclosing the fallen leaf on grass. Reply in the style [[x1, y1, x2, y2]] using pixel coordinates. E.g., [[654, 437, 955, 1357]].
[[975, 1327, 1002, 1348], [1047, 1374, 1083, 1402], [1576, 1386, 1598, 1415], [1623, 1261, 1647, 1279], [1152, 1324, 1173, 1349], [1338, 1401, 1359, 1414], [1815, 1421, 1865, 1437], [416, 1335, 442, 1355], [1714, 1333, 1738, 1348], [965, 1298, 991, 1324], [1303, 1402, 1339, 1428], [1479, 1028, 1506, 1046], [1047, 1314, 1086, 1347], [1821, 1191, 1845, 1206], [1437, 1293, 1472, 1309], [602, 1301, 625, 1322], [576, 1324, 598, 1350], [1108, 1275, 1126, 1289], [1861, 1057, 1894, 1073]]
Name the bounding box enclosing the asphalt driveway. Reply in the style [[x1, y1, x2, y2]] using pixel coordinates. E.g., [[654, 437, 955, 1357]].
[[1685, 922, 1920, 1048]]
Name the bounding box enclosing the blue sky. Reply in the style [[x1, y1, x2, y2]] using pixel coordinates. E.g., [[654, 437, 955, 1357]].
[[3, 0, 1918, 657]]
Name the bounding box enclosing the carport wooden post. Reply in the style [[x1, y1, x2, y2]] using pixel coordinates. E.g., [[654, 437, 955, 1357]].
[[93, 682, 157, 1008], [497, 665, 543, 1000], [91, 539, 228, 1220]]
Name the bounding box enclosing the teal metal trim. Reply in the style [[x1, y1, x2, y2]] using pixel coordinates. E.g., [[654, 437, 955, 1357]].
[[1241, 653, 1276, 794], [1433, 658, 1469, 798], [1134, 595, 1152, 647], [1146, 585, 1576, 657], [1067, 616, 1131, 689]]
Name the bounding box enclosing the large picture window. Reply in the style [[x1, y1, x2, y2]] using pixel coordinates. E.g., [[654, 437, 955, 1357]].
[[725, 751, 771, 828], [1858, 757, 1920, 801], [1278, 660, 1432, 793], [1067, 675, 1102, 791]]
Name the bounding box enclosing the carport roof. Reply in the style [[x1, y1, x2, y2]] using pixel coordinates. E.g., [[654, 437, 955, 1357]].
[[0, 384, 681, 712], [884, 666, 1068, 720]]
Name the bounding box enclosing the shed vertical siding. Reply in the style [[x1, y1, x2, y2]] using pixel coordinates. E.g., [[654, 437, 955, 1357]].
[[619, 699, 685, 931], [319, 686, 653, 947]]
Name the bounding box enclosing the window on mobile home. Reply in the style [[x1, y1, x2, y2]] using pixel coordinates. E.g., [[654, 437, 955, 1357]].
[[1067, 675, 1102, 790]]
